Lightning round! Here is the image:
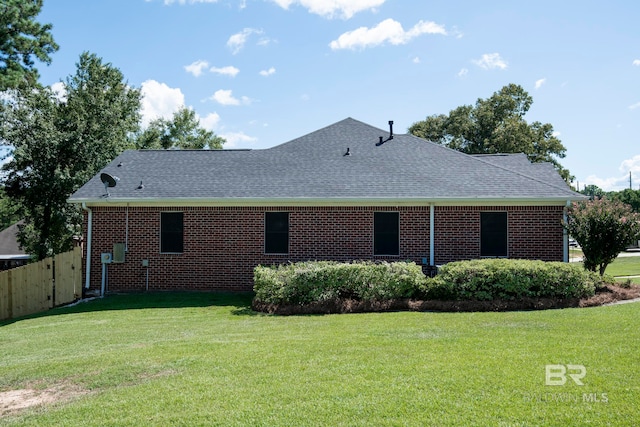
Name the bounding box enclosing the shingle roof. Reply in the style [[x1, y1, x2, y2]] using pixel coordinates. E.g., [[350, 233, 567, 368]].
[[69, 117, 583, 205], [0, 222, 29, 259]]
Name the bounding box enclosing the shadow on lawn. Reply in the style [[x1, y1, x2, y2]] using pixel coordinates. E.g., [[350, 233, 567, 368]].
[[0, 291, 258, 326]]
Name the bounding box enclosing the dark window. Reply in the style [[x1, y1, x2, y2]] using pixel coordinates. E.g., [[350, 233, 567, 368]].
[[265, 212, 289, 254], [161, 212, 183, 253], [481, 212, 508, 257], [374, 212, 399, 255]]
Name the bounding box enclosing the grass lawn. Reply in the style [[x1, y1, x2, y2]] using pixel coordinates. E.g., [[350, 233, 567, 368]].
[[1, 293, 639, 426], [605, 256, 640, 277]]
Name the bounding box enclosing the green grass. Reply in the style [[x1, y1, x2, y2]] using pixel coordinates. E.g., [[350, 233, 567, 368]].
[[605, 256, 640, 277], [1, 293, 639, 426]]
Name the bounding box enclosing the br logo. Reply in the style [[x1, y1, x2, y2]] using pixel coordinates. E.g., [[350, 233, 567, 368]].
[[545, 364, 586, 386]]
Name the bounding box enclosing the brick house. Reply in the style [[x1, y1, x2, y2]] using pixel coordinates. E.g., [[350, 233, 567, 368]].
[[69, 118, 584, 294]]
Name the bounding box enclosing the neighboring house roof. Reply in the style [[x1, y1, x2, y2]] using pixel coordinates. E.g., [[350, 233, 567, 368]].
[[0, 222, 29, 260], [69, 117, 584, 206]]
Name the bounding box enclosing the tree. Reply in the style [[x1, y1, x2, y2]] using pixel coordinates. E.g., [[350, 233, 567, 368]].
[[0, 52, 141, 259], [0, 187, 20, 230], [59, 52, 141, 188], [564, 198, 640, 275], [135, 107, 225, 150], [609, 189, 640, 213], [579, 184, 605, 200], [409, 84, 571, 181], [0, 0, 59, 90]]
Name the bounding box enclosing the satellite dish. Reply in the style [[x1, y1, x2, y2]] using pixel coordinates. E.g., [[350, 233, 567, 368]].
[[100, 173, 119, 197]]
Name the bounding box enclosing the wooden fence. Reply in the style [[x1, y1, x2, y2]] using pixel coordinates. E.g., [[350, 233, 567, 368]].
[[0, 247, 82, 321]]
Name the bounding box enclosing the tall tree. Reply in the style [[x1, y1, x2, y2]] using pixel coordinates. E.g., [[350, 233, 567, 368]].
[[0, 0, 58, 90], [0, 52, 141, 259], [409, 84, 571, 181], [60, 52, 141, 187], [135, 107, 225, 150]]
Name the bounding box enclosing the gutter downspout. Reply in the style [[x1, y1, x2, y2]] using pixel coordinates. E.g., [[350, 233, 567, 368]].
[[430, 203, 435, 266], [82, 203, 92, 289], [563, 200, 570, 263]]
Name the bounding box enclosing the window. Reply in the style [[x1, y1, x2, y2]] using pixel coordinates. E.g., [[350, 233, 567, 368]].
[[161, 212, 183, 253], [374, 212, 399, 256], [481, 212, 507, 257], [265, 212, 289, 254]]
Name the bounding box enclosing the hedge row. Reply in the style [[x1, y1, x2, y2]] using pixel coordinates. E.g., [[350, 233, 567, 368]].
[[253, 261, 424, 305], [253, 259, 603, 306], [419, 259, 601, 301]]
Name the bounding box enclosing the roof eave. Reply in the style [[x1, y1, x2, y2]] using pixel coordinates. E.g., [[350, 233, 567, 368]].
[[69, 195, 585, 207]]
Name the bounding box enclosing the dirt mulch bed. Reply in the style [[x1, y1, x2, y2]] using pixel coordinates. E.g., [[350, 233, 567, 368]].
[[251, 284, 640, 315]]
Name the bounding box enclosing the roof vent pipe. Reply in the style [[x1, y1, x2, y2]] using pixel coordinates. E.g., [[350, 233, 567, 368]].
[[376, 120, 395, 146]]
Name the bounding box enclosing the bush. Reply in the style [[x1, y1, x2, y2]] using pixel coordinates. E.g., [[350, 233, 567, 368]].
[[253, 261, 426, 305], [418, 259, 602, 301]]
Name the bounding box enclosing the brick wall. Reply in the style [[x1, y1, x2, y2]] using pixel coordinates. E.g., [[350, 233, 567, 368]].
[[84, 204, 564, 292]]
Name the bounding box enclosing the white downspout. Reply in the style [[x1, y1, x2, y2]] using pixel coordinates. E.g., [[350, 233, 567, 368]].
[[430, 203, 435, 266], [82, 203, 93, 289], [563, 200, 570, 263]]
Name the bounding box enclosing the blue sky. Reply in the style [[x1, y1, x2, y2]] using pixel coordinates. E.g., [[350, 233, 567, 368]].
[[37, 0, 640, 191]]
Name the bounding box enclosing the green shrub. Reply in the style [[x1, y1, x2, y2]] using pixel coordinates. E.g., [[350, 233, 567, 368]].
[[418, 259, 602, 301], [253, 261, 426, 305]]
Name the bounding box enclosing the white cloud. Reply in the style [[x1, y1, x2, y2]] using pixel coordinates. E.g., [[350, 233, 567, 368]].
[[633, 59, 640, 66], [220, 131, 257, 148], [629, 101, 640, 110], [211, 89, 239, 106], [583, 155, 640, 191], [621, 154, 640, 176], [227, 28, 263, 54], [50, 81, 67, 102], [473, 53, 508, 70], [552, 131, 561, 138], [270, 0, 385, 19], [210, 89, 252, 106], [535, 78, 546, 89], [259, 67, 276, 76], [583, 175, 624, 192], [256, 37, 274, 47], [457, 68, 468, 78], [412, 57, 420, 64], [210, 65, 240, 77], [184, 60, 209, 77], [329, 18, 446, 50], [140, 80, 185, 126], [199, 112, 221, 130]]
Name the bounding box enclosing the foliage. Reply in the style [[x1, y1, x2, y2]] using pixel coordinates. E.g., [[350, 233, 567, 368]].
[[565, 198, 640, 275], [418, 259, 600, 300], [60, 52, 141, 187], [135, 107, 225, 149], [253, 261, 425, 305], [579, 184, 606, 199], [409, 83, 571, 181], [0, 187, 20, 230], [0, 0, 59, 90], [609, 188, 640, 213], [0, 52, 141, 259]]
